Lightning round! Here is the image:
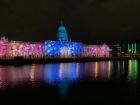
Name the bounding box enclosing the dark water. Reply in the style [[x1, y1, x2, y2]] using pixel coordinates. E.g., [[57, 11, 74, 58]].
[[0, 60, 140, 104]]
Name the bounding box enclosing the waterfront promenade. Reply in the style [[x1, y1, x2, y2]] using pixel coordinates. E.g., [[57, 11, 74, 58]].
[[0, 56, 139, 65]]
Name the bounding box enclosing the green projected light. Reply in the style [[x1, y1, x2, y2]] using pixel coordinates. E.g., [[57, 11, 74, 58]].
[[135, 43, 136, 53], [132, 44, 133, 53]]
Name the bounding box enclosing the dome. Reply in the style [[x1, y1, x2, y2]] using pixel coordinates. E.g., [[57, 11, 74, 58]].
[[58, 25, 66, 32]]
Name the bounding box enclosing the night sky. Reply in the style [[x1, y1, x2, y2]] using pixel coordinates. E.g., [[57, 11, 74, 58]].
[[1, 0, 140, 44]]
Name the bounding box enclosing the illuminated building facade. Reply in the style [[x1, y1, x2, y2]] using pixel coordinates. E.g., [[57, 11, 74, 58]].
[[0, 37, 9, 57], [107, 39, 140, 57], [8, 41, 24, 57], [44, 41, 82, 57], [107, 40, 129, 57], [45, 21, 82, 57], [0, 37, 44, 58], [0, 21, 111, 58], [127, 42, 139, 56], [22, 42, 44, 57], [83, 43, 109, 57], [56, 20, 71, 42]]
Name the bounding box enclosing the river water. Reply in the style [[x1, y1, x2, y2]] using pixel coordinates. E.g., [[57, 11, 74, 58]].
[[0, 60, 139, 104]]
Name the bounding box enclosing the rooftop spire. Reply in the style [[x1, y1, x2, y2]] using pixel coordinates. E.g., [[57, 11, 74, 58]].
[[61, 20, 63, 26]]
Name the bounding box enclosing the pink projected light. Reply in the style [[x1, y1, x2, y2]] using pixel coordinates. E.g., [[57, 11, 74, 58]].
[[0, 37, 9, 57], [22, 42, 44, 57], [0, 36, 109, 58], [8, 41, 24, 57], [83, 43, 109, 57], [0, 37, 44, 58]]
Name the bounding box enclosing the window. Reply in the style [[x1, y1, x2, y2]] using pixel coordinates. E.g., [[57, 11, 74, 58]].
[[3, 46, 6, 50], [117, 44, 119, 46], [25, 47, 28, 50]]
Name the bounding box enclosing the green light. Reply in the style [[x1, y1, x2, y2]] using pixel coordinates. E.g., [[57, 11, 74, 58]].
[[128, 44, 129, 53], [135, 43, 136, 53], [128, 60, 131, 78], [135, 60, 138, 80], [132, 44, 133, 53], [127, 60, 138, 83], [132, 60, 134, 77], [127, 60, 131, 81], [120, 47, 121, 53]]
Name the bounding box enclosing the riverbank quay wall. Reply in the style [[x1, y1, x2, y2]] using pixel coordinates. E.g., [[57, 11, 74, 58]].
[[0, 57, 138, 65]]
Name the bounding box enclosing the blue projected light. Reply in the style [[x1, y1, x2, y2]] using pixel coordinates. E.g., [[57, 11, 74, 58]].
[[44, 40, 83, 57], [56, 21, 68, 42], [44, 41, 59, 56]]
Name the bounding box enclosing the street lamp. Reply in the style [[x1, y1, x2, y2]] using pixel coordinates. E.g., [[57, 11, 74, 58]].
[[118, 52, 120, 57]]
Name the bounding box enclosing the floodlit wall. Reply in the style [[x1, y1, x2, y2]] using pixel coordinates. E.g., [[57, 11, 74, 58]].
[[0, 37, 44, 58], [0, 37, 9, 57], [0, 37, 109, 58], [8, 41, 23, 57], [44, 41, 82, 57], [44, 41, 59, 56], [102, 43, 109, 56], [56, 21, 69, 42], [83, 43, 109, 57], [22, 42, 44, 57]]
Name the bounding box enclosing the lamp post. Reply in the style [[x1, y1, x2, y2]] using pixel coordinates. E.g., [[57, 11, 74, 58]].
[[118, 52, 119, 57], [122, 52, 124, 57]]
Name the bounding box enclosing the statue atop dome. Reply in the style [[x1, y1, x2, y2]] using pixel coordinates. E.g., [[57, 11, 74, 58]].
[[61, 20, 63, 26]]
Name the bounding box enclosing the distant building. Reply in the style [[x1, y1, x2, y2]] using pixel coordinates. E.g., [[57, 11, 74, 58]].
[[107, 38, 140, 57], [126, 38, 140, 56], [107, 42, 122, 57]]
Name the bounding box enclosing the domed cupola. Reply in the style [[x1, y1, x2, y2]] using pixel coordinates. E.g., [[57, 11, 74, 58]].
[[56, 20, 69, 42], [58, 21, 66, 33]]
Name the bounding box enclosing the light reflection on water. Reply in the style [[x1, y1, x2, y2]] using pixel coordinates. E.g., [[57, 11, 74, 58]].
[[127, 60, 138, 83], [0, 60, 138, 86], [0, 60, 139, 103]]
